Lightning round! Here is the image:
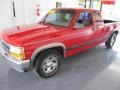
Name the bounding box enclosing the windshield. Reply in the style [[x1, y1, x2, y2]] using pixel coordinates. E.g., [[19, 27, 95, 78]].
[[42, 9, 75, 27]]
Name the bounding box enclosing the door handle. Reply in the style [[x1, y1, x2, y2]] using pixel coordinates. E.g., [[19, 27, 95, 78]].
[[91, 28, 94, 31]]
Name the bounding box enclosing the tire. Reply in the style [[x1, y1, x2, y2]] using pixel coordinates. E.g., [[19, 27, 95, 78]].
[[105, 33, 117, 49], [34, 49, 62, 78]]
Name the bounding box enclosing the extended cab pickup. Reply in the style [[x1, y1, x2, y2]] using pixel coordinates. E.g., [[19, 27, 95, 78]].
[[0, 8, 119, 78]]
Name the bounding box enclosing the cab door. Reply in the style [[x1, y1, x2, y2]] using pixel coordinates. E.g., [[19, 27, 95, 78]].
[[67, 11, 95, 55]]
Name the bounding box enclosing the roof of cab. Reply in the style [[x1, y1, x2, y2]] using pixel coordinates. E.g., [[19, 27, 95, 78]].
[[54, 8, 100, 12]]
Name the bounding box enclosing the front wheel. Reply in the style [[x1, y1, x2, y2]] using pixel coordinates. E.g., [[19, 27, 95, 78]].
[[105, 33, 117, 49], [34, 49, 62, 78]]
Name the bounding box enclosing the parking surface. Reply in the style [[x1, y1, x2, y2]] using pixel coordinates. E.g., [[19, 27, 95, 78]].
[[0, 35, 120, 90]]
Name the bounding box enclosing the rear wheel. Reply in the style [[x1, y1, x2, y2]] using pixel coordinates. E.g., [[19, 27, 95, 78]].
[[34, 49, 62, 78], [105, 33, 117, 49]]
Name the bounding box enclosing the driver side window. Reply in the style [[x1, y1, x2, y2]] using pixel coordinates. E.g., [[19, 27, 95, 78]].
[[76, 11, 93, 27]]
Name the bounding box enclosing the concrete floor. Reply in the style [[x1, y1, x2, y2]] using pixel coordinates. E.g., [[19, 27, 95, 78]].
[[0, 35, 120, 90]]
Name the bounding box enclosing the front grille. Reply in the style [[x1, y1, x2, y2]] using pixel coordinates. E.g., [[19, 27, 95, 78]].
[[2, 40, 10, 52]]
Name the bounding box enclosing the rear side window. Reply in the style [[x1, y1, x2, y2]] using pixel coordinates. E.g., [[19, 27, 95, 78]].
[[92, 11, 102, 21]]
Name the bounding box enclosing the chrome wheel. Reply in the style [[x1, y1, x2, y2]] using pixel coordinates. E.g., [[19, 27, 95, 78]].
[[110, 34, 116, 47], [34, 49, 61, 78], [42, 55, 58, 74]]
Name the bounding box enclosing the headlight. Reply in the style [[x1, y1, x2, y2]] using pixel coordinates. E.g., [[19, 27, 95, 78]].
[[10, 45, 25, 60], [10, 46, 24, 54], [2, 40, 25, 60]]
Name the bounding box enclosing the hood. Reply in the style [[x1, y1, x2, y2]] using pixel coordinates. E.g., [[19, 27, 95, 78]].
[[1, 23, 63, 46]]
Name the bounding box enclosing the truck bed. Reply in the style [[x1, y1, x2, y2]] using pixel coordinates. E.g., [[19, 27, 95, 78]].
[[104, 20, 118, 24]]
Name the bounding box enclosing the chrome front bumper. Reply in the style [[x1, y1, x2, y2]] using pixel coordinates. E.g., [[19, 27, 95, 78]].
[[0, 44, 30, 72]]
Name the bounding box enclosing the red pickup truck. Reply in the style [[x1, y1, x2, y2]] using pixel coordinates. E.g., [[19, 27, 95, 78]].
[[1, 8, 119, 78]]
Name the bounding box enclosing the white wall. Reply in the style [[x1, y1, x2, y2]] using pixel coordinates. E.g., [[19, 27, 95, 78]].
[[102, 0, 120, 21], [39, 0, 80, 19], [102, 5, 115, 20], [34, 0, 80, 21], [40, 0, 56, 19], [0, 0, 37, 32], [24, 0, 36, 24], [0, 0, 80, 32], [13, 0, 26, 25], [0, 0, 14, 31], [112, 0, 120, 21], [2, 0, 120, 33], [62, 0, 79, 8]]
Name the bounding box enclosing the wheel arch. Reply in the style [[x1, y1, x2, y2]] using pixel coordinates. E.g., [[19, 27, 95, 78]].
[[108, 30, 118, 39], [30, 43, 66, 67], [113, 30, 118, 35]]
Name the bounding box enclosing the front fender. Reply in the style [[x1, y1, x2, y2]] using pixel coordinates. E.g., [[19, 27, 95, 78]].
[[30, 42, 66, 67]]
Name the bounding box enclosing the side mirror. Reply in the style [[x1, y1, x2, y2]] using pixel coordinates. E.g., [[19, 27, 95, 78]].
[[74, 23, 84, 29]]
